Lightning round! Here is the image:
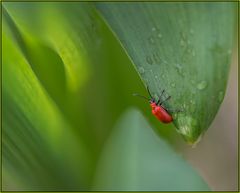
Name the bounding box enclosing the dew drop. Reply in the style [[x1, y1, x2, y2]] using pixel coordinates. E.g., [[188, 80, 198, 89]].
[[175, 63, 185, 76], [161, 74, 166, 79], [197, 81, 208, 90], [218, 91, 224, 102], [152, 27, 156, 31], [180, 39, 185, 46], [148, 36, 155, 44], [155, 75, 158, 79], [170, 82, 176, 88], [153, 52, 160, 63], [146, 56, 153, 65], [174, 114, 199, 144], [175, 63, 182, 70], [157, 33, 163, 38], [139, 66, 145, 74]]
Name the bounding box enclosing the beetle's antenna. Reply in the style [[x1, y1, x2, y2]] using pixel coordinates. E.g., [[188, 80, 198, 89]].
[[132, 93, 150, 101], [146, 86, 153, 98], [160, 96, 171, 105]]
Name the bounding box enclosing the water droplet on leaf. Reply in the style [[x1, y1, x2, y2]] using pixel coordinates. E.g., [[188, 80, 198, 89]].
[[175, 63, 185, 76], [146, 56, 153, 65], [170, 82, 176, 88], [152, 27, 156, 31], [180, 39, 185, 46], [197, 81, 208, 90], [174, 115, 199, 144], [139, 67, 145, 74], [148, 36, 155, 44], [175, 63, 182, 69], [158, 33, 162, 38], [153, 52, 160, 63]]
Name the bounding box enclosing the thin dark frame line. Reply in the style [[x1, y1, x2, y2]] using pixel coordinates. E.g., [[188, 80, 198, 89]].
[[0, 1, 2, 193], [1, 1, 240, 3], [0, 0, 239, 192], [237, 1, 240, 192], [0, 191, 239, 192]]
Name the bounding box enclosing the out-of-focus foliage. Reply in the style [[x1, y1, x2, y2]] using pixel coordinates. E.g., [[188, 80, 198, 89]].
[[3, 2, 233, 191], [93, 108, 209, 191], [3, 3, 147, 190], [3, 2, 170, 190]]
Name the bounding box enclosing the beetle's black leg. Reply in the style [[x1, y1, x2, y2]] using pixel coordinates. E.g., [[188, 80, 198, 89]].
[[161, 89, 165, 96], [157, 89, 165, 105], [160, 96, 171, 105]]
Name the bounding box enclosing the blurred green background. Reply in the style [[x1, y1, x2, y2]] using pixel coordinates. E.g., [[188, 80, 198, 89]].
[[2, 2, 238, 191]]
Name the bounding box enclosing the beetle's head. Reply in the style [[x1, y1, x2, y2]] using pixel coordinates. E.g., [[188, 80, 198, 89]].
[[149, 98, 155, 104]]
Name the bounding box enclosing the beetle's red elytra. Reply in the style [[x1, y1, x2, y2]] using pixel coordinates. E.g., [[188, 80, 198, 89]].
[[133, 87, 175, 124], [150, 102, 173, 123]]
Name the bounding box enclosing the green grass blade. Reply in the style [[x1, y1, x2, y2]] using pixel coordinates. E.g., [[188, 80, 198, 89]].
[[2, 4, 96, 190], [93, 108, 210, 191], [3, 2, 106, 152], [96, 2, 237, 144], [2, 2, 148, 189]]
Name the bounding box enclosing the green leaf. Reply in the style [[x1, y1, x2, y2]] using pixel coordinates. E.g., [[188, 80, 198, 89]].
[[96, 2, 237, 144], [2, 3, 102, 190], [2, 24, 92, 190], [93, 108, 210, 191], [2, 2, 149, 190]]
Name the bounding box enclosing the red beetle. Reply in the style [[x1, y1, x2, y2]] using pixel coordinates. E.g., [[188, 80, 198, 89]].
[[133, 87, 175, 123]]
